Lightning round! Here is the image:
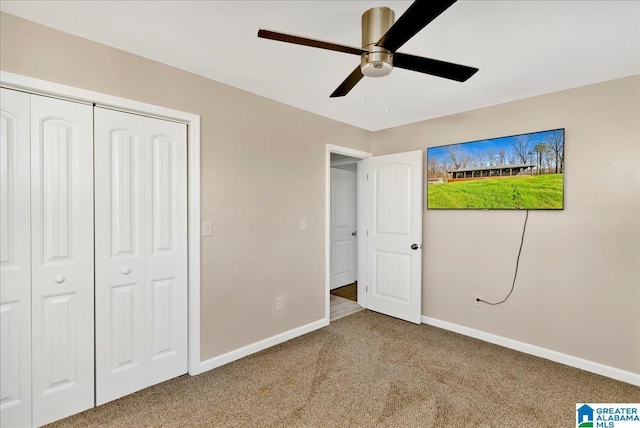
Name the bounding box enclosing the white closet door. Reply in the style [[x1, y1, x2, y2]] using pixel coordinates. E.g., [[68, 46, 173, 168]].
[[0, 89, 31, 428], [95, 108, 147, 405], [95, 110, 187, 403], [144, 117, 188, 385], [30, 95, 94, 426]]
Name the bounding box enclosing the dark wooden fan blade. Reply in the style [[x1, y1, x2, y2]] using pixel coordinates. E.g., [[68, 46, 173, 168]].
[[258, 29, 365, 56], [376, 0, 457, 52], [330, 66, 364, 98], [394, 52, 478, 82]]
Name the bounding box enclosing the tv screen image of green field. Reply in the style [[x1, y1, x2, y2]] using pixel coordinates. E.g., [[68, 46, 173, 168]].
[[427, 128, 564, 210]]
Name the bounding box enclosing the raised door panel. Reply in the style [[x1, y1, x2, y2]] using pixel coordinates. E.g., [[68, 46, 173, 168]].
[[373, 251, 411, 302], [41, 294, 76, 392], [145, 117, 188, 385], [0, 303, 21, 404], [94, 108, 147, 405], [0, 88, 31, 428], [30, 94, 94, 426], [374, 165, 411, 236], [365, 151, 423, 324]]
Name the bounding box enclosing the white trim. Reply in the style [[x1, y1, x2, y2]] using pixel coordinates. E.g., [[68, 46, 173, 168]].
[[356, 160, 368, 309], [422, 316, 640, 386], [1, 71, 202, 376], [0, 72, 198, 123], [199, 318, 329, 373], [325, 144, 372, 324], [326, 144, 372, 159], [330, 158, 358, 167], [187, 117, 201, 375]]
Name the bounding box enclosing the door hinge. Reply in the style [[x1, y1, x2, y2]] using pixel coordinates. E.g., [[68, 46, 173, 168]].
[[366, 230, 369, 236], [366, 173, 369, 180], [366, 286, 368, 292]]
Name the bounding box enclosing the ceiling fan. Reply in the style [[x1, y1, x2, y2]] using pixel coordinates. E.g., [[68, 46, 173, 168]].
[[257, 0, 479, 98]]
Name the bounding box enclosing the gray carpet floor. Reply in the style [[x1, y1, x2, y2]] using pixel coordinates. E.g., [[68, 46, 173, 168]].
[[48, 310, 639, 427]]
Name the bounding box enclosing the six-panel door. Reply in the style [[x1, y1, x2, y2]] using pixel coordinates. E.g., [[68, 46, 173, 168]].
[[95, 108, 188, 405]]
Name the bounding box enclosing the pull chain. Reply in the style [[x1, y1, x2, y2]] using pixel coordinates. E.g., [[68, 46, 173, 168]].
[[364, 76, 367, 106], [385, 75, 389, 114]]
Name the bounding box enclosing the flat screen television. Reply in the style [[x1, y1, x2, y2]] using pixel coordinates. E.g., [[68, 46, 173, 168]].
[[426, 128, 564, 210]]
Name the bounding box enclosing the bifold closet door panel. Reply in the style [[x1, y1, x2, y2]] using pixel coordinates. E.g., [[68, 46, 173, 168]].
[[0, 89, 32, 428], [95, 109, 187, 403], [94, 108, 148, 405], [95, 108, 147, 405], [144, 116, 188, 386], [30, 95, 94, 427]]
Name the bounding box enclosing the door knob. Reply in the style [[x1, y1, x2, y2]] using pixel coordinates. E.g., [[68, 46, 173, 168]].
[[55, 276, 66, 284], [411, 244, 419, 250], [121, 267, 131, 275], [352, 231, 357, 237]]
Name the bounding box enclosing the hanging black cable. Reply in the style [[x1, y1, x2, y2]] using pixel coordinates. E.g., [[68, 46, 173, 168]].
[[477, 210, 529, 306]]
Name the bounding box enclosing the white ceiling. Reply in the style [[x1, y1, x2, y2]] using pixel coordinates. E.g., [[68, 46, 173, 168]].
[[2, 1, 638, 131]]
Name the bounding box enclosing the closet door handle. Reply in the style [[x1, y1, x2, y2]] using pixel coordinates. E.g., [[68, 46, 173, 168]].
[[121, 267, 131, 275], [55, 276, 66, 284]]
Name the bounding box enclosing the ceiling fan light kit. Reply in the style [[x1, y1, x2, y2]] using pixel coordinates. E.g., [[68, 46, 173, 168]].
[[360, 7, 394, 78], [257, 0, 479, 98]]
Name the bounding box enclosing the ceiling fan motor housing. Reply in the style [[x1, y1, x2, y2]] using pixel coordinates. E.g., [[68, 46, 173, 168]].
[[361, 7, 394, 77]]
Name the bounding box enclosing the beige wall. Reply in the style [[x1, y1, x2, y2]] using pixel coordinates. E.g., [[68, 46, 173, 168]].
[[372, 75, 640, 374], [0, 12, 372, 360]]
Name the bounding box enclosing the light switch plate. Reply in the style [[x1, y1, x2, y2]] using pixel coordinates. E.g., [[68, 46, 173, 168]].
[[203, 220, 213, 237], [300, 219, 308, 231]]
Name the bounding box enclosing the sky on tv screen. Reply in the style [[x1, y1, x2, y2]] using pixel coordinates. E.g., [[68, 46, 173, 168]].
[[427, 130, 559, 164]]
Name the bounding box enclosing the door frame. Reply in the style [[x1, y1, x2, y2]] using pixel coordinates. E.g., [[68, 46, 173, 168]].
[[0, 71, 203, 376], [325, 144, 372, 322]]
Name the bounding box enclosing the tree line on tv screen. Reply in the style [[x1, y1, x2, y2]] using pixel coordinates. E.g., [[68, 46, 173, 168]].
[[427, 130, 564, 180]]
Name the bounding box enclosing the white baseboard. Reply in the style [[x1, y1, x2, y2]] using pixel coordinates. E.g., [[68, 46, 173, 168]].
[[421, 316, 640, 386], [199, 317, 330, 374]]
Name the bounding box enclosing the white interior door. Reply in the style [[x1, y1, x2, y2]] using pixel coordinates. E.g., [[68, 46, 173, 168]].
[[0, 88, 32, 428], [330, 168, 357, 289], [364, 150, 423, 324], [144, 116, 188, 386], [95, 109, 187, 404], [95, 108, 147, 405], [30, 94, 95, 426]]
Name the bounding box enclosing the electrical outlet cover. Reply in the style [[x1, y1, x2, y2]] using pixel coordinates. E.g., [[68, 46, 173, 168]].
[[474, 294, 482, 308], [202, 220, 213, 237]]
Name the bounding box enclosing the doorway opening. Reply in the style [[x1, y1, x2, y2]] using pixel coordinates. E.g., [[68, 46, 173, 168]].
[[326, 144, 424, 325], [325, 145, 372, 323]]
